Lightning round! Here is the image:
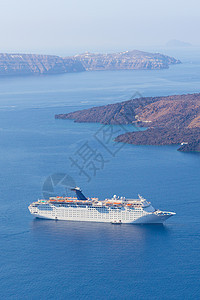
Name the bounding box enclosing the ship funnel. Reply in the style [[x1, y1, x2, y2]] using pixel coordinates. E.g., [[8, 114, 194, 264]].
[[71, 187, 87, 200]]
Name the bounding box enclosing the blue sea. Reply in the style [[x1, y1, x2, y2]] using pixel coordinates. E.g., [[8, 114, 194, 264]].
[[0, 49, 200, 299]]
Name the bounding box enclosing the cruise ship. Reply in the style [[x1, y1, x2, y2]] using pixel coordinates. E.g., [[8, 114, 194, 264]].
[[28, 187, 175, 224]]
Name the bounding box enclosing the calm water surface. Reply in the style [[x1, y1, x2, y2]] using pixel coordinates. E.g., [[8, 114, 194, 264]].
[[0, 49, 200, 299]]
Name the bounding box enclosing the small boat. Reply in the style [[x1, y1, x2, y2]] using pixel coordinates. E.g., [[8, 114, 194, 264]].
[[111, 220, 122, 225]]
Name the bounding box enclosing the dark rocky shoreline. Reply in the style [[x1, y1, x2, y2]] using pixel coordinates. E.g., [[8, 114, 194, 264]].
[[55, 93, 200, 152]]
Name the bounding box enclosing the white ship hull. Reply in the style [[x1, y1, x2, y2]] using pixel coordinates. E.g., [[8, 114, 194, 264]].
[[29, 187, 175, 224], [29, 205, 174, 224]]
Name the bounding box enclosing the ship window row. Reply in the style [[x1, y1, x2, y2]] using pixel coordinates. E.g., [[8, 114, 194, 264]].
[[56, 210, 143, 215], [38, 207, 52, 211], [54, 206, 142, 212]]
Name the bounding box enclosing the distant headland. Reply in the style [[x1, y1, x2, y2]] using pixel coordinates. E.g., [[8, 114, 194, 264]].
[[71, 50, 181, 71], [55, 93, 200, 152], [0, 50, 181, 76], [165, 39, 192, 48]]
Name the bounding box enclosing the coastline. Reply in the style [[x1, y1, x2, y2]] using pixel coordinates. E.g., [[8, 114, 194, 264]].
[[55, 93, 200, 152]]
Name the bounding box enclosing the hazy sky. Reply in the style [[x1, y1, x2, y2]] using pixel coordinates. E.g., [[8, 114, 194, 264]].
[[0, 0, 199, 55]]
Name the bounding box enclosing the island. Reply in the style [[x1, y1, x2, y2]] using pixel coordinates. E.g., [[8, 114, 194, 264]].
[[165, 39, 192, 48], [0, 50, 181, 76], [71, 50, 181, 71], [55, 93, 200, 152], [0, 53, 85, 76]]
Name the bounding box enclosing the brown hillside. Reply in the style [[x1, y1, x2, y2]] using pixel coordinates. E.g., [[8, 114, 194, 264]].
[[55, 93, 200, 152]]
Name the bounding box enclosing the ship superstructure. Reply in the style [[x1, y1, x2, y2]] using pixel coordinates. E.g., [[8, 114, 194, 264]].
[[28, 187, 175, 224]]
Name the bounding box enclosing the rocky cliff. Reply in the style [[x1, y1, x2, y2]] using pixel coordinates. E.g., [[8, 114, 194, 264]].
[[0, 50, 181, 76], [55, 93, 200, 152], [72, 50, 181, 71], [0, 53, 85, 76]]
